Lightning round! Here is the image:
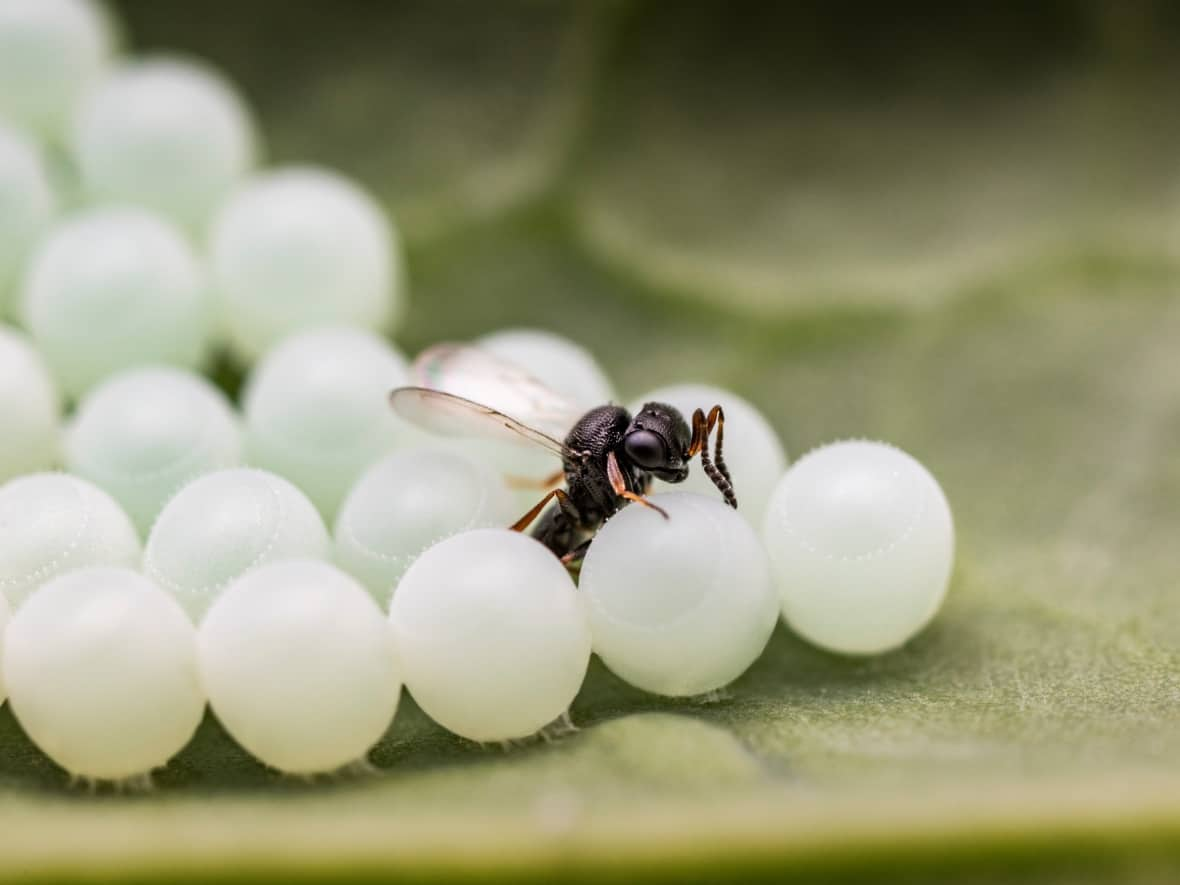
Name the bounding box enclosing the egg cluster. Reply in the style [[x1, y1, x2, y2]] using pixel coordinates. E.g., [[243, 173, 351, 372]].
[[0, 0, 955, 785]]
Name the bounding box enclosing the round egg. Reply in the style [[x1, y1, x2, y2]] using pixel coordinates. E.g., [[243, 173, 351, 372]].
[[19, 207, 209, 400], [4, 567, 204, 781], [334, 448, 514, 606], [762, 440, 955, 655], [478, 328, 614, 410], [66, 367, 241, 535], [580, 492, 778, 697], [211, 167, 402, 361], [0, 591, 10, 702], [144, 467, 331, 620], [199, 560, 399, 775], [0, 122, 55, 319], [243, 326, 409, 521], [0, 0, 115, 142], [0, 325, 61, 482], [0, 472, 140, 609], [629, 384, 786, 527], [72, 55, 258, 229], [389, 528, 590, 742]]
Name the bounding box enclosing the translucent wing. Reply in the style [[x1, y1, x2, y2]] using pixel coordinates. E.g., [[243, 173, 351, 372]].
[[389, 387, 572, 459], [390, 343, 587, 456]]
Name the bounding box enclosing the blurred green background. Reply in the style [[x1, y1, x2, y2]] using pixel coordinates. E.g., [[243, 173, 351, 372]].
[[5, 1, 1180, 882]]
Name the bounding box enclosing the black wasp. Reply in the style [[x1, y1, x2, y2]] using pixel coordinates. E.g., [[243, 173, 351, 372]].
[[389, 344, 737, 564]]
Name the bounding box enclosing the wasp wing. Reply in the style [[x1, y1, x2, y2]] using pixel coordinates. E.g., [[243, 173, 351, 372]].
[[389, 386, 573, 459], [398, 343, 585, 445]]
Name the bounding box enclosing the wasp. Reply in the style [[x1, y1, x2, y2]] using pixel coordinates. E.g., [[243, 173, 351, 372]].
[[389, 344, 735, 564]]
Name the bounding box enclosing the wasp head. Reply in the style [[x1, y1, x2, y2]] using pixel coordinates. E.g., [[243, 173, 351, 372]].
[[623, 402, 692, 482]]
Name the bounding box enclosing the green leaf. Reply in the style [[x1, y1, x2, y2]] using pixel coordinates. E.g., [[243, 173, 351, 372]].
[[9, 1, 1180, 881], [570, 4, 1180, 315]]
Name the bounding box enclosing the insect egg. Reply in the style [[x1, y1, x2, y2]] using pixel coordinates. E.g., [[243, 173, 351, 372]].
[[211, 167, 401, 361], [0, 325, 60, 482], [3, 566, 205, 782], [66, 367, 242, 536], [0, 473, 140, 609], [334, 448, 514, 607], [0, 591, 9, 703], [144, 467, 331, 620], [242, 326, 410, 521], [199, 560, 399, 775], [478, 328, 614, 410], [0, 0, 115, 142], [19, 207, 209, 399], [73, 55, 258, 229], [579, 492, 779, 697], [389, 528, 591, 742], [630, 384, 786, 527], [0, 122, 55, 320], [762, 440, 954, 655]]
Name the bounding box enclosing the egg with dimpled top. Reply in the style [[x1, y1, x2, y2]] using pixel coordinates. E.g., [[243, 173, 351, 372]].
[[3, 566, 204, 782], [580, 492, 778, 697], [0, 122, 55, 319], [73, 55, 258, 229], [66, 366, 241, 536], [199, 559, 399, 775], [334, 448, 515, 607], [0, 0, 115, 142], [144, 467, 331, 621], [389, 528, 590, 742], [0, 472, 140, 609], [0, 325, 61, 482], [629, 383, 786, 527], [211, 167, 402, 361], [762, 439, 954, 656], [242, 326, 410, 521], [19, 206, 209, 400]]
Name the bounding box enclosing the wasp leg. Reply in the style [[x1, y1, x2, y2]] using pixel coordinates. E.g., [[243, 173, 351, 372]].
[[511, 487, 579, 533], [607, 451, 669, 519], [505, 469, 566, 490], [560, 538, 593, 566]]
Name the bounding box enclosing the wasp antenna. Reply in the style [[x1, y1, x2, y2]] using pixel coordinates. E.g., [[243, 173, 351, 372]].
[[699, 432, 737, 509], [707, 405, 734, 488]]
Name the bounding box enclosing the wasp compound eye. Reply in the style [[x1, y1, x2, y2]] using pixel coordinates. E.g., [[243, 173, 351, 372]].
[[623, 429, 666, 469]]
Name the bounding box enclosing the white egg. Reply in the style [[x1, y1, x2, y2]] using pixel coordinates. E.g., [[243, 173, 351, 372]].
[[629, 384, 786, 527], [199, 559, 399, 775], [0, 591, 10, 702], [580, 492, 778, 697], [3, 567, 204, 781], [389, 528, 590, 742], [72, 55, 258, 229], [762, 440, 955, 655], [66, 367, 241, 536], [211, 167, 402, 361], [478, 328, 614, 411], [19, 207, 209, 400], [144, 467, 331, 621], [0, 472, 140, 609], [0, 122, 55, 319], [243, 326, 409, 521], [0, 0, 115, 142], [334, 449, 514, 606], [0, 325, 61, 482]]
